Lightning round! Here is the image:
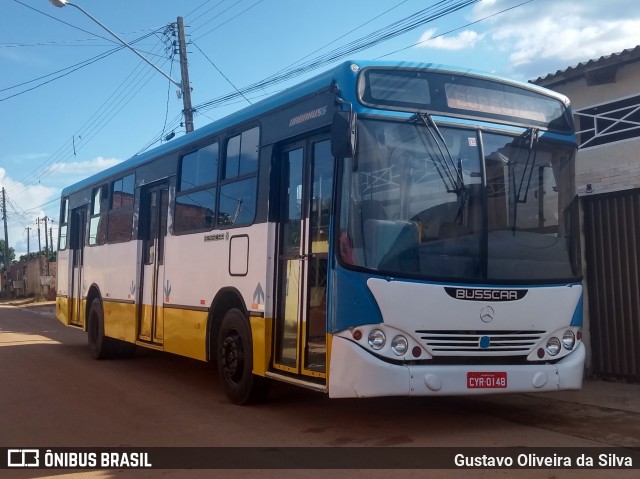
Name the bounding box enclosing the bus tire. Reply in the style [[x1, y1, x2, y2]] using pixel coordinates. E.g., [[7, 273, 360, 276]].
[[216, 308, 271, 405], [87, 298, 117, 360]]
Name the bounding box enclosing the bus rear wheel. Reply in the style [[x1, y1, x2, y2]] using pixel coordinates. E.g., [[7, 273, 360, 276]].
[[87, 298, 135, 359], [87, 298, 117, 359], [216, 308, 270, 405]]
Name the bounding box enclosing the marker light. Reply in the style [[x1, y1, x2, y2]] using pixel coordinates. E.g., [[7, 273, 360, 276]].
[[562, 330, 576, 350], [368, 329, 386, 350], [545, 337, 561, 356], [391, 335, 408, 356], [352, 329, 362, 341]]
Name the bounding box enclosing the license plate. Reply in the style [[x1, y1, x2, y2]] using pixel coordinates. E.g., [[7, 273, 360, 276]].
[[467, 371, 507, 389]]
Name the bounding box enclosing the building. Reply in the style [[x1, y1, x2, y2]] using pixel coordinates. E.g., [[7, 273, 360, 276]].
[[534, 46, 640, 381], [5, 255, 57, 300]]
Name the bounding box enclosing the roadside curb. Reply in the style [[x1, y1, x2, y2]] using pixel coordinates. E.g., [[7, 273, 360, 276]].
[[0, 300, 56, 309]]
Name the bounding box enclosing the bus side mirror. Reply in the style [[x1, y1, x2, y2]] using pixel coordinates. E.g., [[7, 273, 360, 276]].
[[331, 110, 357, 158]]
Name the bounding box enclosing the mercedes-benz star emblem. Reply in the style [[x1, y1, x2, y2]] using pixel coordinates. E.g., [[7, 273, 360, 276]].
[[480, 306, 495, 323]]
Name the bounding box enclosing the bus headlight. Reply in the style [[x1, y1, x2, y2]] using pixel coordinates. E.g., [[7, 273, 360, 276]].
[[545, 337, 561, 356], [368, 329, 386, 350], [391, 335, 408, 356], [562, 330, 576, 350]]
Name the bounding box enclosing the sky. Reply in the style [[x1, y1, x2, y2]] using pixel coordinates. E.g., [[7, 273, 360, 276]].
[[1, 0, 639, 257]]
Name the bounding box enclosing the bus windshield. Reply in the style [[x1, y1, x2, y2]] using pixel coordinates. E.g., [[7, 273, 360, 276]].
[[339, 118, 581, 283]]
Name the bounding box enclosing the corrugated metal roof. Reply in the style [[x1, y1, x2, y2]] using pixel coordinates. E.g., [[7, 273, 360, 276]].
[[532, 45, 640, 87]]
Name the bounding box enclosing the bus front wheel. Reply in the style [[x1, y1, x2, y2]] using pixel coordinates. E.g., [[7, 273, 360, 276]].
[[216, 308, 270, 404]]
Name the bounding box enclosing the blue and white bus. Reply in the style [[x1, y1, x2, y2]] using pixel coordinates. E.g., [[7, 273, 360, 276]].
[[56, 60, 584, 404]]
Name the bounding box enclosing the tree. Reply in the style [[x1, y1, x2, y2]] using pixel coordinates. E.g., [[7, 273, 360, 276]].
[[19, 251, 56, 263], [0, 239, 15, 270]]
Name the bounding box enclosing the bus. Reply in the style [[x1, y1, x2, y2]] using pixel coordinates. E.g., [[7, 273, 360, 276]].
[[56, 60, 584, 404]]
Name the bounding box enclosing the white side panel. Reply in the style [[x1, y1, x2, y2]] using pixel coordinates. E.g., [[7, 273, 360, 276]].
[[163, 223, 270, 311], [56, 249, 69, 296], [82, 241, 139, 301]]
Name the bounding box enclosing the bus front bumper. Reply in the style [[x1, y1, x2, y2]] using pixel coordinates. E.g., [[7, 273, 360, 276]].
[[328, 336, 585, 398]]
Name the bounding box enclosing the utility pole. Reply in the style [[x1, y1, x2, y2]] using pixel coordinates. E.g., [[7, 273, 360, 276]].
[[26, 227, 30, 256], [2, 188, 9, 297], [43, 216, 50, 276], [51, 2, 194, 135], [177, 16, 194, 133], [37, 218, 42, 253], [44, 217, 49, 255], [49, 228, 54, 258]]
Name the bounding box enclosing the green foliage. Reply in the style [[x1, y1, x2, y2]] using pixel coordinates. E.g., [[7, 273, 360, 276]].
[[18, 251, 56, 263], [0, 239, 16, 270]]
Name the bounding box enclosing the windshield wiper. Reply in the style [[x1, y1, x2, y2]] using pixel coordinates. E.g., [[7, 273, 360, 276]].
[[516, 127, 539, 203], [511, 127, 540, 234], [413, 112, 465, 195]]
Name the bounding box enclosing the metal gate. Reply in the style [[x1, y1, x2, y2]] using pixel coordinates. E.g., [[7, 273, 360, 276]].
[[583, 189, 640, 380]]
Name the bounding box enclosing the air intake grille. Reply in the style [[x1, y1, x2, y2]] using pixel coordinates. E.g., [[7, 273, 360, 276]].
[[416, 330, 546, 356]]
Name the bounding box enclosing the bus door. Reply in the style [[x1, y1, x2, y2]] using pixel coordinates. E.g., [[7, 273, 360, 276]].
[[137, 182, 168, 345], [69, 207, 86, 327], [273, 137, 334, 379]]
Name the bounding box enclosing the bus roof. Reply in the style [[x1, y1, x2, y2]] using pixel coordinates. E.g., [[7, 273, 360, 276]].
[[61, 60, 569, 197]]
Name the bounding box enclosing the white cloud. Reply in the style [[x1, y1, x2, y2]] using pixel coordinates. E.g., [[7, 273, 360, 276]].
[[418, 28, 484, 50], [493, 15, 640, 68], [47, 156, 122, 176], [0, 167, 59, 257], [0, 156, 121, 257], [470, 0, 640, 76]]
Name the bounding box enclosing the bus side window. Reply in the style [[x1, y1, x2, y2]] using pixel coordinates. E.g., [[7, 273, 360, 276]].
[[107, 173, 135, 243], [89, 185, 108, 246], [59, 197, 69, 250], [218, 127, 259, 227], [175, 143, 218, 234]]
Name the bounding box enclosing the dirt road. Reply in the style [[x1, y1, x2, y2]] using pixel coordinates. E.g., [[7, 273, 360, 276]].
[[1, 303, 638, 479]]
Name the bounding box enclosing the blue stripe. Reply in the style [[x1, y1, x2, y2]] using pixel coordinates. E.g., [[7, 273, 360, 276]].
[[571, 294, 584, 327]]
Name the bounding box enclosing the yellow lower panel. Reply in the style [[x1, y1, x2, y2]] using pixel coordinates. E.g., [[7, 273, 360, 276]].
[[138, 304, 164, 343], [66, 297, 85, 328], [163, 308, 208, 361], [250, 316, 273, 376], [103, 301, 137, 343], [56, 296, 69, 326]]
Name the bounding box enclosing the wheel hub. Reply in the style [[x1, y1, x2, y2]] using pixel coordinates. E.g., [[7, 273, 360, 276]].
[[222, 334, 243, 382]]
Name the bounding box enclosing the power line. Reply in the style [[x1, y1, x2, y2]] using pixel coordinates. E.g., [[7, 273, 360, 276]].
[[376, 0, 535, 58], [194, 0, 482, 113], [193, 0, 265, 40], [0, 46, 124, 101], [161, 42, 178, 143], [7, 28, 171, 178], [12, 0, 117, 44], [189, 0, 241, 34], [192, 41, 252, 105], [13, 0, 530, 210], [185, 0, 215, 20], [7, 30, 173, 198], [0, 40, 115, 48], [275, 0, 411, 73], [127, 1, 532, 154], [0, 28, 164, 101], [6, 197, 32, 228]]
